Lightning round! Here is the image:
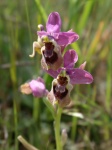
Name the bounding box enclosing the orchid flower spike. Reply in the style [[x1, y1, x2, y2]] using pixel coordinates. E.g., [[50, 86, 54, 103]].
[[47, 70, 73, 107], [41, 35, 63, 70], [37, 12, 79, 51], [20, 77, 48, 98]]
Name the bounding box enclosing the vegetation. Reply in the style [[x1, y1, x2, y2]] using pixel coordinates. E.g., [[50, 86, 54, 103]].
[[0, 0, 112, 149]]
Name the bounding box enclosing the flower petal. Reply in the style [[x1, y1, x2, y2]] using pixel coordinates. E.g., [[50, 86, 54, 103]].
[[67, 68, 93, 84], [56, 34, 70, 45], [79, 61, 87, 70], [46, 12, 61, 33], [57, 31, 79, 45], [45, 67, 65, 78], [37, 31, 48, 37], [64, 50, 78, 68], [37, 77, 45, 84], [20, 83, 32, 94], [58, 94, 71, 107], [29, 78, 48, 97], [46, 69, 59, 78]]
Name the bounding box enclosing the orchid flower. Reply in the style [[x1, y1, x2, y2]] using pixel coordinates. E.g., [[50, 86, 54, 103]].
[[47, 49, 93, 85], [40, 35, 63, 70], [20, 77, 48, 97], [30, 35, 63, 70], [37, 12, 79, 48], [47, 50, 93, 107], [30, 12, 79, 70], [47, 70, 73, 107]]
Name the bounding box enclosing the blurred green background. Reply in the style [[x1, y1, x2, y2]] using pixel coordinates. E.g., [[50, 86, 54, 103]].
[[0, 0, 112, 150]]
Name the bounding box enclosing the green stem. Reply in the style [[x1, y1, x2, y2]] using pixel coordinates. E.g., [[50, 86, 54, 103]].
[[71, 117, 77, 141], [54, 106, 63, 150], [33, 98, 40, 122]]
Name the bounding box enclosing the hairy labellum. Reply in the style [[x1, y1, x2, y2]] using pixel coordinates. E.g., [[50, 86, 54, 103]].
[[44, 51, 58, 64], [43, 42, 58, 64], [57, 76, 68, 86], [44, 42, 54, 57], [53, 85, 68, 99], [47, 73, 73, 107], [53, 75, 68, 99], [41, 40, 63, 70]]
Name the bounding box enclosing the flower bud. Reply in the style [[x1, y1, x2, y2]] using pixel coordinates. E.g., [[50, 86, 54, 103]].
[[20, 77, 48, 98]]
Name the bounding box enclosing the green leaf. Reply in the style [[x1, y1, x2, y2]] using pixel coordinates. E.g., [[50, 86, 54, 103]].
[[63, 111, 84, 119]]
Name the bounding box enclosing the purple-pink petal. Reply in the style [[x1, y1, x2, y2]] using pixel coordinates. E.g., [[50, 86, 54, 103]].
[[67, 68, 93, 84], [36, 77, 45, 84], [46, 69, 59, 78], [29, 78, 47, 97], [46, 12, 61, 33], [56, 34, 70, 45], [79, 61, 87, 70], [64, 50, 78, 68], [37, 31, 48, 37], [37, 12, 79, 48], [58, 31, 79, 45]]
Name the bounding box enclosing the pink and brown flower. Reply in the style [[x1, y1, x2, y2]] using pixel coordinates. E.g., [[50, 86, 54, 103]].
[[47, 70, 73, 107], [37, 12, 79, 50], [20, 77, 48, 98]]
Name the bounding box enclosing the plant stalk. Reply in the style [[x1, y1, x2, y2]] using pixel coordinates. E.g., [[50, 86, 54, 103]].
[[54, 106, 63, 150]]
